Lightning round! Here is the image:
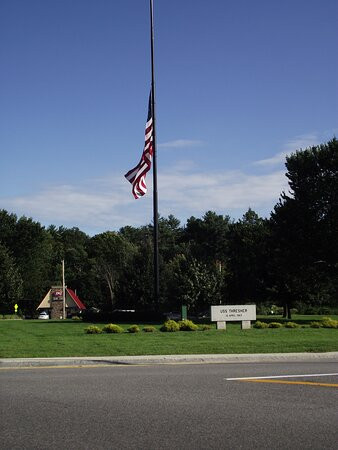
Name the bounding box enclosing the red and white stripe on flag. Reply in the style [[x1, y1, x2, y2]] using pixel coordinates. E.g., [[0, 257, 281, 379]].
[[125, 95, 153, 199]]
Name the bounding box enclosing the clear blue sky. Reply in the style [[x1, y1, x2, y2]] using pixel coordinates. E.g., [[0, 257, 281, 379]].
[[1, 0, 337, 235]]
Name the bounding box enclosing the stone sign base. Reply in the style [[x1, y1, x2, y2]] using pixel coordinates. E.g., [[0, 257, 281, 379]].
[[241, 320, 251, 330], [216, 320, 252, 330]]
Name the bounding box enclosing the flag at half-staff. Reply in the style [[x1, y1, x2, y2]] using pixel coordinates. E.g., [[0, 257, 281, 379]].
[[125, 94, 154, 199], [124, 0, 159, 307]]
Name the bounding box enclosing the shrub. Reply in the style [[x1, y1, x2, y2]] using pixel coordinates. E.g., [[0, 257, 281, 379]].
[[85, 325, 102, 334], [268, 322, 283, 328], [310, 321, 322, 328], [160, 320, 180, 332], [320, 317, 338, 329], [285, 322, 299, 328], [1, 314, 22, 320], [269, 305, 283, 315], [143, 326, 156, 333], [72, 316, 81, 321], [127, 325, 140, 333], [318, 307, 333, 315], [178, 320, 198, 331], [102, 324, 124, 334], [256, 304, 270, 315], [253, 321, 269, 329], [199, 324, 212, 331]]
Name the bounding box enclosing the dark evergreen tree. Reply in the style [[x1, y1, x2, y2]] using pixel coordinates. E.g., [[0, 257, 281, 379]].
[[270, 138, 338, 316], [227, 209, 270, 304], [183, 211, 231, 266]]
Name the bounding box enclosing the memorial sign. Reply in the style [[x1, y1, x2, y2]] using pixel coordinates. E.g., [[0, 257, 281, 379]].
[[211, 305, 256, 329]]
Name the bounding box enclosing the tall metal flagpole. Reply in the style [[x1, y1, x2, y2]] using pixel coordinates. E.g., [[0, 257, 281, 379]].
[[150, 0, 159, 307], [62, 259, 66, 319]]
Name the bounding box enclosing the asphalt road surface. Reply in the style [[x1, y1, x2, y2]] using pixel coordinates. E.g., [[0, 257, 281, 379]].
[[1, 361, 337, 449]]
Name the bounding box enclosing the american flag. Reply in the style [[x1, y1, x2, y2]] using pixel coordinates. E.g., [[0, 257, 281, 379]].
[[125, 94, 153, 199]]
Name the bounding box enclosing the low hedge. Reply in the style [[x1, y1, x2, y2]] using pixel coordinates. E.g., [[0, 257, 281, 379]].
[[102, 324, 124, 334], [253, 321, 269, 329], [85, 325, 102, 334], [127, 325, 140, 333], [178, 320, 198, 331], [268, 322, 283, 328], [310, 317, 338, 329], [160, 320, 180, 332], [143, 326, 157, 333], [285, 322, 300, 328], [321, 317, 338, 328], [310, 321, 322, 328]]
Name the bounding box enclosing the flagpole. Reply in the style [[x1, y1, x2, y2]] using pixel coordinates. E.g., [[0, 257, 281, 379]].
[[150, 0, 159, 308], [62, 259, 66, 320]]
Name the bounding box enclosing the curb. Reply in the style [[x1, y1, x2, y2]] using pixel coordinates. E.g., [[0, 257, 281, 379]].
[[1, 352, 337, 369]]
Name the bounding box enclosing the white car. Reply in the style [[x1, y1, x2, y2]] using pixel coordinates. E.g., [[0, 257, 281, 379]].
[[38, 311, 49, 320]]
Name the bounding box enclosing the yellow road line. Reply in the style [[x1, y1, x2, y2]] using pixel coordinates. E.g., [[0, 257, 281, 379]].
[[226, 373, 338, 380], [239, 379, 338, 388]]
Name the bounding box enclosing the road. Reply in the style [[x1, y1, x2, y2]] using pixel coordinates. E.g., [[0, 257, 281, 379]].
[[1, 361, 337, 449]]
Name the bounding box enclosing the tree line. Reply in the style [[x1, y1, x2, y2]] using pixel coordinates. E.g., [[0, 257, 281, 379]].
[[0, 139, 337, 318]]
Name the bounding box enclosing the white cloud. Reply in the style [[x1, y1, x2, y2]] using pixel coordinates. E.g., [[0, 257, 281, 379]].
[[2, 131, 334, 234], [254, 152, 288, 167], [283, 133, 319, 153], [1, 179, 153, 234], [254, 133, 320, 167], [158, 169, 288, 213], [158, 139, 204, 149], [0, 165, 288, 234]]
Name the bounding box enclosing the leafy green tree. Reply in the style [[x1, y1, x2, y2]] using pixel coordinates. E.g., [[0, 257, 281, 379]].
[[0, 213, 53, 306], [227, 209, 270, 304], [157, 215, 183, 261], [13, 216, 53, 304], [0, 243, 23, 313], [119, 224, 151, 246], [89, 232, 136, 310], [0, 210, 17, 249], [120, 215, 185, 310], [47, 226, 92, 305], [183, 211, 231, 266], [118, 236, 155, 310], [166, 254, 221, 312]]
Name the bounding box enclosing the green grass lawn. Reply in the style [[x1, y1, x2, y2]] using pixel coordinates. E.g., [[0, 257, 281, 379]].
[[0, 316, 337, 358]]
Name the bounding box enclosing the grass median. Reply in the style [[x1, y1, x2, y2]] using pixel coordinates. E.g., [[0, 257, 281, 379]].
[[0, 316, 337, 358]]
